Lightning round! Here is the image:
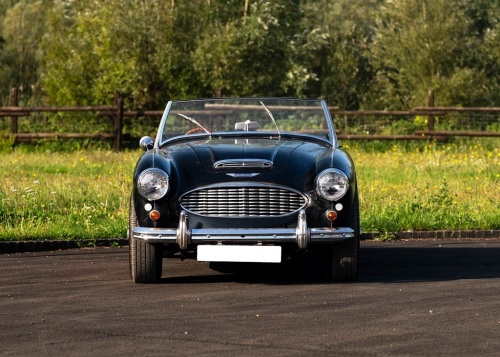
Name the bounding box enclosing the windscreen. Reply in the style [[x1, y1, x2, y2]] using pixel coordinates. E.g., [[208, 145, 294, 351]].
[[160, 98, 334, 144]]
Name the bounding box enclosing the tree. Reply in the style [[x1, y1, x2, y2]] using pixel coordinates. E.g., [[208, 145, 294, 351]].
[[193, 0, 302, 97], [41, 0, 177, 107], [462, 0, 500, 106], [367, 0, 499, 108], [2, 0, 497, 109], [290, 0, 379, 109], [0, 0, 47, 105]]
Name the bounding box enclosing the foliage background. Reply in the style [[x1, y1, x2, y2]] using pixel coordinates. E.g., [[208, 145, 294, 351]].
[[1, 0, 499, 110], [1, 1, 499, 238]]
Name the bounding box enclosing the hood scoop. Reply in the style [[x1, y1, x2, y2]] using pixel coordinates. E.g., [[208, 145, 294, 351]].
[[214, 159, 273, 170]]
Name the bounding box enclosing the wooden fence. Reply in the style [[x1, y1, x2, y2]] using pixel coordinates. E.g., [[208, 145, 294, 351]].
[[1, 90, 499, 150], [331, 107, 500, 141]]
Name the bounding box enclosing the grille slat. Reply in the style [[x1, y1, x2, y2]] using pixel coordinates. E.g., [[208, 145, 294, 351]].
[[180, 185, 307, 217]]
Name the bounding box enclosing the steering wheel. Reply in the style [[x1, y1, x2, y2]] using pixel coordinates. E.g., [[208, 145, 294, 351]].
[[185, 127, 210, 135]]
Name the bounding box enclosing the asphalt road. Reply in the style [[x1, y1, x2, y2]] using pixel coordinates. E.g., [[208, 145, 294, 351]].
[[1, 239, 499, 356]]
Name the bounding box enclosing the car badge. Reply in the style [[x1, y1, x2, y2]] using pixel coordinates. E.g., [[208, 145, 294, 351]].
[[226, 173, 260, 178]]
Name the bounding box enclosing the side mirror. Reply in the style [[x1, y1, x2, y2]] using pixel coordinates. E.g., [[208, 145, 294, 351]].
[[139, 136, 154, 151]]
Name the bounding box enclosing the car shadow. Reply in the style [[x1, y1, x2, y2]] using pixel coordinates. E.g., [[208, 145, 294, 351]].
[[161, 244, 500, 285], [359, 245, 500, 283]]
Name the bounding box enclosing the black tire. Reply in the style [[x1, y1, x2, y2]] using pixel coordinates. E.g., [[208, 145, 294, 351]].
[[329, 189, 360, 282], [129, 196, 163, 283]]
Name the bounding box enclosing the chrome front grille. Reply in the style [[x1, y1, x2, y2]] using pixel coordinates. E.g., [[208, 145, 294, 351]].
[[180, 184, 307, 217]]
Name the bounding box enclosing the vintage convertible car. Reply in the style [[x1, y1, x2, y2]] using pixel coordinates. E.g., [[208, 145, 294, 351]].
[[129, 98, 359, 283]]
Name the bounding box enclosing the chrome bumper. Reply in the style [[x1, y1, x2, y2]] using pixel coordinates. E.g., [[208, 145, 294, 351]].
[[132, 210, 354, 250]]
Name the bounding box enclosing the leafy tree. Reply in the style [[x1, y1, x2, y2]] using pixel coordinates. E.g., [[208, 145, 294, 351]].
[[367, 0, 499, 108], [41, 0, 174, 107], [463, 0, 500, 106], [0, 0, 46, 105], [192, 21, 237, 97], [193, 0, 301, 97], [290, 0, 379, 109], [1, 0, 499, 109]]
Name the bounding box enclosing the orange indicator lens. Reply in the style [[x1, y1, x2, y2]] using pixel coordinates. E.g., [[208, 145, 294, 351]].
[[149, 210, 161, 221], [326, 210, 337, 221]]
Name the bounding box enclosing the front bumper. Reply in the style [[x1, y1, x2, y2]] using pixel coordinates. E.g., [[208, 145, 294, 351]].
[[132, 210, 355, 250]]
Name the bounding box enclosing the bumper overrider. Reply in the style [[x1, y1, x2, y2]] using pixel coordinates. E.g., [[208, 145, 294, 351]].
[[132, 210, 355, 250]]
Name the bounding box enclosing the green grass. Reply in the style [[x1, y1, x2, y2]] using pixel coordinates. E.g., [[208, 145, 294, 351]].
[[0, 140, 499, 241], [0, 149, 136, 241], [349, 140, 500, 232]]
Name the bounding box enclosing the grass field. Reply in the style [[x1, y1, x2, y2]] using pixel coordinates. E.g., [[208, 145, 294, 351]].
[[350, 141, 499, 233], [0, 140, 498, 241]]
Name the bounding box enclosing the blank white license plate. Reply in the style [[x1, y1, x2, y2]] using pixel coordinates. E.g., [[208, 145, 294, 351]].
[[197, 245, 282, 263]]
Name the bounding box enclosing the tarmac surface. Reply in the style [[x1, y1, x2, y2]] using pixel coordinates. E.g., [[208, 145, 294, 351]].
[[1, 238, 499, 356]]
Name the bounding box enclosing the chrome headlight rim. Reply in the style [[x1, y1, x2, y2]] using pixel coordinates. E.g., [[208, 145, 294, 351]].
[[315, 168, 349, 202], [137, 168, 169, 201]]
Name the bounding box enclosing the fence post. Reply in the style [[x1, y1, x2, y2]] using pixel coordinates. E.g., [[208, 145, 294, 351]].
[[427, 90, 435, 131], [10, 87, 19, 135], [114, 92, 123, 151]]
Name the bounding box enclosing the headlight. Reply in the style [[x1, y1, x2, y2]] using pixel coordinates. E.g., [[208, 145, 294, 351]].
[[315, 169, 349, 201], [137, 169, 169, 201]]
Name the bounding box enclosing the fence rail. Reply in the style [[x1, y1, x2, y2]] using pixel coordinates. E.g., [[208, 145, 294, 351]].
[[330, 106, 500, 141], [1, 90, 499, 150]]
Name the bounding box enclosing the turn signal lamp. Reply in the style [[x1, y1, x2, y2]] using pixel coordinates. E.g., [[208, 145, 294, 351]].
[[149, 210, 161, 221], [326, 210, 338, 221]]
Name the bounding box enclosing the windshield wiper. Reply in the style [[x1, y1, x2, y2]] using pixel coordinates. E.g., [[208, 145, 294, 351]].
[[177, 113, 212, 138], [260, 101, 281, 138]]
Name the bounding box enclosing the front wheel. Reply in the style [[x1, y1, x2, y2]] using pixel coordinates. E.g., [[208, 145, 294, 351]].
[[129, 196, 163, 283], [329, 189, 360, 282]]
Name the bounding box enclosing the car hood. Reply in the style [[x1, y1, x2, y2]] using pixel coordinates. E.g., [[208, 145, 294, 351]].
[[162, 137, 333, 192]]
